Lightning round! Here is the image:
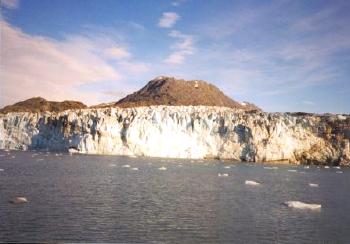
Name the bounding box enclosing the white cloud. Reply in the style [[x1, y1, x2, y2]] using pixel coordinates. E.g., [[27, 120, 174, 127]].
[[118, 61, 149, 74], [164, 30, 194, 65], [104, 47, 131, 60], [172, 0, 187, 6], [158, 12, 180, 28], [1, 0, 19, 9], [0, 20, 150, 107]]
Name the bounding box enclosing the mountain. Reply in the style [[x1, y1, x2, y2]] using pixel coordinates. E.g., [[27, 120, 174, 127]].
[[115, 76, 261, 111], [0, 97, 87, 114]]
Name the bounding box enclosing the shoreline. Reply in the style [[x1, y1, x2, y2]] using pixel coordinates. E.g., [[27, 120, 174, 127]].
[[1, 149, 348, 167]]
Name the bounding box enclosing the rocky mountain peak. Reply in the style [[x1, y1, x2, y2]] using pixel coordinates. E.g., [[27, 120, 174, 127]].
[[115, 76, 261, 111]]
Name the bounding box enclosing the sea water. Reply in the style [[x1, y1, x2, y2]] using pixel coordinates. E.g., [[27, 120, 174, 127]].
[[1, 150, 350, 243]]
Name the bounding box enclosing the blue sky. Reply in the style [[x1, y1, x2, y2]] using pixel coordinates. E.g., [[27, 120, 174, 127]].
[[1, 0, 349, 113]]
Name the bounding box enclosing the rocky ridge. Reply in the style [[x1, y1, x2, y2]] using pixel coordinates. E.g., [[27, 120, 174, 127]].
[[0, 97, 87, 114]]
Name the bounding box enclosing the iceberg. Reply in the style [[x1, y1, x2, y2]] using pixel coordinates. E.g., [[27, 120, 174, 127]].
[[245, 180, 261, 186], [284, 201, 321, 210], [10, 197, 28, 204]]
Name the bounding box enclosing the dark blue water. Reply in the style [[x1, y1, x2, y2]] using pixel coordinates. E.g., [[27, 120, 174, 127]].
[[1, 150, 350, 243]]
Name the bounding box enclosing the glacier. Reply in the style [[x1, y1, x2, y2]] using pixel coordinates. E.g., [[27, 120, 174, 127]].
[[0, 106, 349, 165]]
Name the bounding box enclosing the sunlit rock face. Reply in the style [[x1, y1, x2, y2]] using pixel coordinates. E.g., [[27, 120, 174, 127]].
[[0, 106, 349, 165]]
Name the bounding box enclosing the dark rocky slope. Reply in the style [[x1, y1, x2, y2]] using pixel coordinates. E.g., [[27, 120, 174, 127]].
[[115, 76, 260, 111], [0, 97, 87, 114]]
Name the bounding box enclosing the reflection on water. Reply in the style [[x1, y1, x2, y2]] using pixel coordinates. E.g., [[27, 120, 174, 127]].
[[0, 150, 350, 243]]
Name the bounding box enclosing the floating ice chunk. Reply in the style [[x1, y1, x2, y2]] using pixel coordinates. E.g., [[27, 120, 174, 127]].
[[10, 197, 28, 204], [0, 169, 4, 172], [131, 167, 139, 170], [264, 166, 278, 170], [284, 201, 321, 210], [121, 164, 130, 168], [109, 164, 117, 167], [0, 154, 5, 157], [288, 169, 297, 172], [158, 166, 167, 170], [333, 166, 341, 169], [336, 171, 343, 174], [304, 166, 310, 169], [309, 183, 319, 187], [324, 166, 330, 169], [218, 173, 229, 177], [245, 180, 260, 186], [224, 166, 231, 169], [37, 158, 44, 161]]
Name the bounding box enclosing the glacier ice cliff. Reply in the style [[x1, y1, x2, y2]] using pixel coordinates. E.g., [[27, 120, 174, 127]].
[[0, 106, 349, 165]]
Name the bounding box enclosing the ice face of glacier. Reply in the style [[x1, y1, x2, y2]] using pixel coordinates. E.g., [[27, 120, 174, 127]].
[[0, 106, 349, 165]]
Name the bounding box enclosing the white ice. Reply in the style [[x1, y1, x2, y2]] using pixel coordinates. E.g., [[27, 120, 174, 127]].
[[245, 180, 261, 186], [284, 201, 321, 210]]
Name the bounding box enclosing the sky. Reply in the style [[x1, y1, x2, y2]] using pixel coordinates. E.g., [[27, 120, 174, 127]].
[[0, 0, 349, 113]]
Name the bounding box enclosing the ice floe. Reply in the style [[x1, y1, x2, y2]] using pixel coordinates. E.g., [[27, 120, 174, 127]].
[[224, 166, 231, 169], [158, 166, 167, 170], [264, 166, 278, 170], [121, 164, 130, 168], [218, 173, 229, 177], [109, 164, 117, 167], [245, 180, 261, 186], [131, 167, 139, 170], [0, 169, 4, 172], [309, 183, 319, 187], [336, 171, 343, 174], [10, 197, 28, 204], [288, 169, 297, 172], [324, 166, 330, 169], [284, 201, 321, 210], [304, 166, 310, 169]]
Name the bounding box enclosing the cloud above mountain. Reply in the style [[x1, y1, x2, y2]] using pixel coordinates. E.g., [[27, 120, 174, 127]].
[[0, 20, 149, 107], [158, 12, 180, 28]]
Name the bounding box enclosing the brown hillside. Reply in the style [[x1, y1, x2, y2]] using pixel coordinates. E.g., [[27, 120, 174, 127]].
[[0, 97, 87, 114], [116, 76, 260, 111]]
